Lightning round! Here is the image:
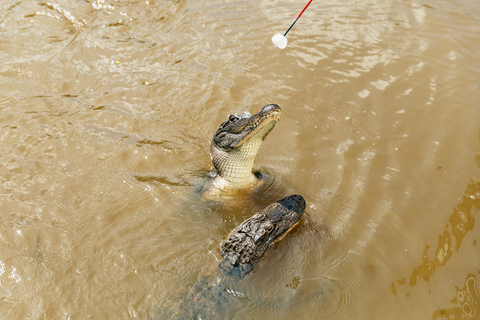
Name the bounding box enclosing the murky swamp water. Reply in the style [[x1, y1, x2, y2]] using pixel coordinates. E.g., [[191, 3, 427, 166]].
[[1, 0, 480, 319]]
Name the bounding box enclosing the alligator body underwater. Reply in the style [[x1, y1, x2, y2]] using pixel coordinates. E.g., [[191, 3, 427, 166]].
[[202, 104, 281, 196], [155, 195, 306, 319]]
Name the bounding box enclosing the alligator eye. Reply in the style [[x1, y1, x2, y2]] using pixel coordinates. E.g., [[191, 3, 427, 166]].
[[229, 115, 238, 122]]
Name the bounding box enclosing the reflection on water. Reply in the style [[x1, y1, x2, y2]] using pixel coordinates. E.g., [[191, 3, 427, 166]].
[[407, 180, 480, 286], [392, 179, 480, 307], [433, 273, 480, 320]]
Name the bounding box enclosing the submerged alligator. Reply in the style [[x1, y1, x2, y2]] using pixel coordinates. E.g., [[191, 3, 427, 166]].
[[202, 104, 281, 196], [156, 195, 306, 319]]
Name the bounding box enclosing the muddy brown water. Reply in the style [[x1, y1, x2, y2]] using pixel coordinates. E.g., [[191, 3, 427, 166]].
[[1, 0, 480, 319]]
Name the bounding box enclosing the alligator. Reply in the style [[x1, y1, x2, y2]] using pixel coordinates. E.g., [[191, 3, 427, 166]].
[[155, 194, 306, 319], [202, 104, 281, 196]]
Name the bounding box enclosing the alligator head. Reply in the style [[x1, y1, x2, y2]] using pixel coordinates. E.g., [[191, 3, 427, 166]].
[[210, 104, 281, 191], [219, 195, 305, 277]]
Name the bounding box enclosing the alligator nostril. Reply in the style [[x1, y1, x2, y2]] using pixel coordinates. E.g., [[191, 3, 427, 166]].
[[261, 104, 281, 113]]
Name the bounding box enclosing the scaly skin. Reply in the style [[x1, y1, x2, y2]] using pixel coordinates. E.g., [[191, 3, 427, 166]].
[[204, 104, 281, 196], [154, 195, 306, 320]]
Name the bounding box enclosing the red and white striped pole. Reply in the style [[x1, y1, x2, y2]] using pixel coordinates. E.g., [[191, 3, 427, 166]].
[[272, 0, 313, 49], [284, 0, 313, 37]]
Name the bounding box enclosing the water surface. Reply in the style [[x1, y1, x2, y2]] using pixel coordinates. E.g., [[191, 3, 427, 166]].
[[0, 0, 479, 319]]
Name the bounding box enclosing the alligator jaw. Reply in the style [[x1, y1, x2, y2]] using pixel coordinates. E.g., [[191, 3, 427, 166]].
[[209, 104, 281, 191]]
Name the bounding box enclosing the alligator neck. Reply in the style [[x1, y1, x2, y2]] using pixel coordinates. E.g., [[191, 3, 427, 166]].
[[210, 141, 262, 189]]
